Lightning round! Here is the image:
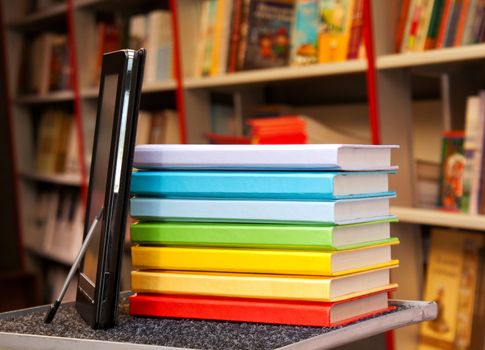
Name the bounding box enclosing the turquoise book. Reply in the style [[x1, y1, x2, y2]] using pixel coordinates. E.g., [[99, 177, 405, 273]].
[[130, 171, 395, 200]]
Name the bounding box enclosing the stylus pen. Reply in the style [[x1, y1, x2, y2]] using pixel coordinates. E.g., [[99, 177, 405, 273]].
[[44, 208, 104, 324]]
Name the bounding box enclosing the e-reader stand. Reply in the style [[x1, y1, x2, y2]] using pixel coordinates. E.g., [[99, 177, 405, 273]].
[[44, 207, 104, 324]]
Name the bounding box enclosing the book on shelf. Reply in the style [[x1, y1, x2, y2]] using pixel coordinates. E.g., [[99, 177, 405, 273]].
[[131, 242, 398, 276], [133, 144, 399, 171], [191, 0, 367, 76], [291, 0, 319, 65], [36, 109, 75, 175], [439, 131, 466, 211], [130, 219, 398, 251], [130, 170, 395, 200], [420, 228, 484, 350], [134, 110, 180, 145], [129, 289, 395, 327], [318, 0, 355, 62], [398, 0, 485, 52], [18, 33, 71, 95], [26, 187, 83, 264], [130, 195, 396, 225], [242, 0, 294, 70], [131, 267, 398, 301]]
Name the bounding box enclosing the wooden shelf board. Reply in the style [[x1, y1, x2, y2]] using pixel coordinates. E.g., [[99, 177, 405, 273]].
[[80, 80, 176, 99], [24, 243, 73, 266], [6, 3, 67, 29], [391, 206, 485, 231], [142, 80, 177, 93], [20, 171, 82, 186], [377, 44, 485, 69], [184, 60, 367, 89], [14, 91, 75, 104]]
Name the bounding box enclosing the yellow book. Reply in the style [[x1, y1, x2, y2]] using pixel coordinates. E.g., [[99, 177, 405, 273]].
[[318, 0, 355, 63], [131, 241, 399, 276], [209, 0, 227, 76], [131, 266, 398, 302], [419, 229, 484, 350]]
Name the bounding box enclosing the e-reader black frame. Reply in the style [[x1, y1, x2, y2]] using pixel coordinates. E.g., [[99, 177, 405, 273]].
[[75, 49, 145, 329]]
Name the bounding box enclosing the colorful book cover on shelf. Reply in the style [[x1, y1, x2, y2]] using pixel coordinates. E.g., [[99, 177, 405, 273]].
[[424, 0, 445, 50], [130, 219, 398, 251], [129, 289, 396, 327], [290, 0, 319, 65], [242, 0, 294, 70], [130, 268, 399, 301], [420, 229, 483, 350], [130, 170, 395, 200], [439, 131, 466, 211], [318, 0, 355, 62], [131, 242, 399, 276]]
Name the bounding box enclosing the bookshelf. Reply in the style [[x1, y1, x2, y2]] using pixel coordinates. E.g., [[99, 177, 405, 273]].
[[2, 0, 485, 349]]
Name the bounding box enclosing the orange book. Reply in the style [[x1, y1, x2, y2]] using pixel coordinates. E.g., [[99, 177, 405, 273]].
[[396, 0, 411, 52]]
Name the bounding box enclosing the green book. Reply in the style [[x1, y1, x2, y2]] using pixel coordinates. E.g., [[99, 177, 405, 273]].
[[131, 219, 398, 251]]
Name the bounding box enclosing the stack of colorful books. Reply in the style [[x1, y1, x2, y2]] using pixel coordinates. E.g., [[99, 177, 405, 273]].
[[129, 144, 400, 327]]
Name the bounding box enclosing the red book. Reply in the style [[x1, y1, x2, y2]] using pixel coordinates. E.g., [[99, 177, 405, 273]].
[[130, 290, 395, 327], [205, 133, 251, 144], [246, 116, 305, 127], [254, 133, 307, 144], [227, 0, 243, 73]]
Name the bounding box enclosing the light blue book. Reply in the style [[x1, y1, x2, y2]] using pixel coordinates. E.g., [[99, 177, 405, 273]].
[[130, 196, 396, 225], [130, 171, 396, 200]]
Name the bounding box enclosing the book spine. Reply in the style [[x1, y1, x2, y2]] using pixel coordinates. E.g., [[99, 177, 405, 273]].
[[424, 0, 445, 50], [443, 0, 463, 46], [236, 0, 251, 71], [131, 245, 334, 275], [414, 0, 437, 51], [209, 0, 226, 76], [131, 270, 333, 300], [129, 294, 334, 327], [435, 0, 452, 48], [396, 0, 411, 51], [347, 0, 364, 59], [130, 222, 336, 249], [460, 0, 478, 45], [453, 0, 470, 45], [227, 0, 243, 73]]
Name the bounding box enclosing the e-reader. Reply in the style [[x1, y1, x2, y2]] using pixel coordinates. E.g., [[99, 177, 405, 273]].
[[75, 49, 145, 329]]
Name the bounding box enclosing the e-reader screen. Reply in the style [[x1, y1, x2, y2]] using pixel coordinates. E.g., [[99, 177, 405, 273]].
[[82, 73, 119, 284]]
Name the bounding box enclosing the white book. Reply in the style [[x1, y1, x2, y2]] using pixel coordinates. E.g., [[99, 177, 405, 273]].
[[133, 144, 398, 171], [130, 196, 395, 225]]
